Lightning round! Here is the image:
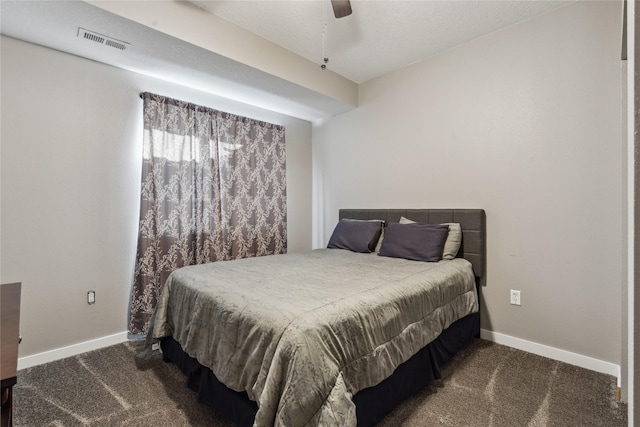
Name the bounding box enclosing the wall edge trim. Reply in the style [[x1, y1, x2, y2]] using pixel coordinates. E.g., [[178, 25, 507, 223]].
[[480, 329, 621, 387], [17, 331, 128, 370]]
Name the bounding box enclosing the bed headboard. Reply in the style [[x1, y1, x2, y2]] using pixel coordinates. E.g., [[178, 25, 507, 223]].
[[339, 209, 486, 285]]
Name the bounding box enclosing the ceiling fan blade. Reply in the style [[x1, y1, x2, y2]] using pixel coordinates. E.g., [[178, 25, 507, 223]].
[[331, 0, 352, 18]]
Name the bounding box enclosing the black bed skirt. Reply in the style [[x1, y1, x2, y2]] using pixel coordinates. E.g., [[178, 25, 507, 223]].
[[160, 312, 479, 427]]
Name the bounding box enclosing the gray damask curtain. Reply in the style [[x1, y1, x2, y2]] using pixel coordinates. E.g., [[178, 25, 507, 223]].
[[129, 93, 287, 335]]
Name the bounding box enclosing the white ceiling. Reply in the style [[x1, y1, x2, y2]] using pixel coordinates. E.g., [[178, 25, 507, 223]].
[[0, 0, 575, 121], [0, 0, 356, 121], [192, 0, 574, 83]]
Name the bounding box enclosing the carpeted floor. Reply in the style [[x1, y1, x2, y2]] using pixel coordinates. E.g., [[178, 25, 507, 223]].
[[12, 339, 626, 426]]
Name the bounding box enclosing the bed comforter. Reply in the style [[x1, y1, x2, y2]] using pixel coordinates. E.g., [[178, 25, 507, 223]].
[[151, 248, 478, 427]]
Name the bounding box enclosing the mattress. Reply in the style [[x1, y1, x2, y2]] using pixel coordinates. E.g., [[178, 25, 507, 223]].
[[150, 248, 478, 426]]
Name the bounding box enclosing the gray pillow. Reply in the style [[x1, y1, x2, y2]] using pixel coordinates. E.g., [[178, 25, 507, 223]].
[[399, 217, 462, 260], [378, 223, 449, 262], [441, 223, 462, 260], [343, 218, 385, 253], [327, 220, 383, 253]]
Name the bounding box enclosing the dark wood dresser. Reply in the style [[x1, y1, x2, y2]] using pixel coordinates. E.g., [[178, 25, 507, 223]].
[[1, 283, 21, 427]]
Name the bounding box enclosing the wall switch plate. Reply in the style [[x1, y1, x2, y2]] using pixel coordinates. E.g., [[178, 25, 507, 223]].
[[87, 290, 96, 305], [510, 289, 521, 306]]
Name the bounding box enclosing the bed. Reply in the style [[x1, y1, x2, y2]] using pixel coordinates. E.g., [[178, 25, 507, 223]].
[[151, 208, 486, 426]]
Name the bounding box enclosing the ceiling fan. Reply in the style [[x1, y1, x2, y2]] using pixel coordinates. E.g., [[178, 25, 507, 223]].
[[321, 0, 351, 69], [331, 0, 352, 18]]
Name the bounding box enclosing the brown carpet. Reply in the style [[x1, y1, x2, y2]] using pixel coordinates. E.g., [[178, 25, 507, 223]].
[[12, 339, 626, 426]]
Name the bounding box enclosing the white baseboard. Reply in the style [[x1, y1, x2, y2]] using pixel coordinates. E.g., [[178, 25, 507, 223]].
[[480, 329, 621, 387], [17, 331, 128, 370]]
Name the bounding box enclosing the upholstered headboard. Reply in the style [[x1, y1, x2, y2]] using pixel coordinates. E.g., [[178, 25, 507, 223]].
[[339, 209, 486, 285]]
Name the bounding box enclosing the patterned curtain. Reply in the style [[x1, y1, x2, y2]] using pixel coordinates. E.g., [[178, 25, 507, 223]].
[[128, 93, 287, 335]]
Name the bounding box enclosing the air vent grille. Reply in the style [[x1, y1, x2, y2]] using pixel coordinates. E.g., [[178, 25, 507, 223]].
[[84, 32, 104, 44], [105, 39, 127, 51], [78, 28, 130, 51]]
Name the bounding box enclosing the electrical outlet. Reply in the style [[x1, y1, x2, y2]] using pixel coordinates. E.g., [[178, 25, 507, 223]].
[[510, 289, 521, 306], [87, 290, 96, 305]]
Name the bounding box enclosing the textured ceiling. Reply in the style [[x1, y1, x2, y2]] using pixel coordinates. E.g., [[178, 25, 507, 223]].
[[0, 0, 356, 122], [192, 0, 574, 83], [0, 0, 575, 122]]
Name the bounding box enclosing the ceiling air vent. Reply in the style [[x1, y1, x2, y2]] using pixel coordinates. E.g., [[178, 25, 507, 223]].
[[78, 28, 130, 51]]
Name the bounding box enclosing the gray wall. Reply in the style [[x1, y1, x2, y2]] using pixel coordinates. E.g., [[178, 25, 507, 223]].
[[313, 1, 624, 365], [0, 36, 313, 358]]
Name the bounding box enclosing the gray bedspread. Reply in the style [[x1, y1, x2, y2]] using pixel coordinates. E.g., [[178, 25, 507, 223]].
[[151, 248, 478, 427]]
